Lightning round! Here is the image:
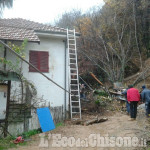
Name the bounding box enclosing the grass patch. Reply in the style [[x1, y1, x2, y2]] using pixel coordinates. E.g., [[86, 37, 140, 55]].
[[21, 128, 42, 139], [0, 128, 42, 150], [0, 136, 21, 150], [0, 123, 63, 150], [56, 122, 64, 128]]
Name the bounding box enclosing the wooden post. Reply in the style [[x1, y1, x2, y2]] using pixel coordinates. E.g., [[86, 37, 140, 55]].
[[90, 72, 103, 86]]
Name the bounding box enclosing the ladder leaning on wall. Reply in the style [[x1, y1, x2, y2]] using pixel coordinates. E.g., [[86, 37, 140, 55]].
[[67, 29, 81, 120]]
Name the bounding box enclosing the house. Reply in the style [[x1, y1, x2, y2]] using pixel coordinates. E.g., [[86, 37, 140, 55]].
[[0, 18, 79, 136]]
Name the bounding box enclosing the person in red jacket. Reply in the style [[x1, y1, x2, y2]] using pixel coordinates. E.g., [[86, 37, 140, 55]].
[[127, 85, 140, 120]]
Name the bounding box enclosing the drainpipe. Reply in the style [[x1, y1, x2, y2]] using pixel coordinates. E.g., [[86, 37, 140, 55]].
[[64, 40, 67, 119], [4, 40, 7, 70]]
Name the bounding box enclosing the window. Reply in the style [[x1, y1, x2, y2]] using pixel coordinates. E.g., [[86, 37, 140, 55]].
[[29, 51, 49, 72]]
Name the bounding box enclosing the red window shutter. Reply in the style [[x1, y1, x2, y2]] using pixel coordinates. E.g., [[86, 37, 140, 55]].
[[29, 51, 39, 72], [29, 51, 49, 72], [39, 51, 49, 72]]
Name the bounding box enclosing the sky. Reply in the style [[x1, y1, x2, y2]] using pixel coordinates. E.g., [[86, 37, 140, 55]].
[[2, 0, 104, 24]]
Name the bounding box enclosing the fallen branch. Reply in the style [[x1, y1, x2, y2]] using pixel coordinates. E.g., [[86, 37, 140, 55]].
[[71, 120, 84, 125], [71, 117, 108, 126], [84, 117, 108, 126]]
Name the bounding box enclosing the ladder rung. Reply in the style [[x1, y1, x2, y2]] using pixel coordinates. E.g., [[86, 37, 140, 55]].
[[71, 89, 78, 91], [69, 48, 75, 50], [68, 36, 74, 38], [68, 29, 74, 32], [69, 53, 76, 55], [70, 63, 76, 65], [69, 44, 75, 46], [69, 47, 75, 49], [68, 31, 75, 33], [68, 31, 74, 36], [68, 31, 75, 34], [71, 79, 78, 80], [70, 67, 77, 68], [70, 58, 76, 60], [72, 106, 80, 108], [71, 94, 79, 96], [71, 101, 80, 103], [70, 68, 77, 70], [72, 112, 80, 114], [68, 47, 75, 49], [71, 73, 77, 75]]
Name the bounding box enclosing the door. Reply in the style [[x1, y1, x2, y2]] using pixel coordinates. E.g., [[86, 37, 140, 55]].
[[0, 84, 7, 120]]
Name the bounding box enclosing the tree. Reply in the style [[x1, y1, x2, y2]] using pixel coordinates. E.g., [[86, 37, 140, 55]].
[[54, 0, 149, 85], [54, 9, 83, 29], [77, 0, 139, 83], [0, 0, 13, 15]]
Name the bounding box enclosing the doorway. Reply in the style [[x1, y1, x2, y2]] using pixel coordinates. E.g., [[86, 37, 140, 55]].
[[0, 84, 7, 120]]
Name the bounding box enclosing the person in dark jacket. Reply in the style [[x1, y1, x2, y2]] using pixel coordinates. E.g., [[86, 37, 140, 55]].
[[122, 87, 130, 115], [127, 85, 140, 120], [140, 85, 150, 117]]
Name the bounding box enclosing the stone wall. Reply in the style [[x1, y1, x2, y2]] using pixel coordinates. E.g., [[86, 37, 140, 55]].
[[8, 105, 64, 136]]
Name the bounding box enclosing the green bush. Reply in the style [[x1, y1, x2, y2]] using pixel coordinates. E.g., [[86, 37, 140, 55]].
[[95, 100, 100, 105], [95, 98, 107, 107], [94, 90, 108, 97], [21, 128, 42, 139], [0, 136, 17, 150]]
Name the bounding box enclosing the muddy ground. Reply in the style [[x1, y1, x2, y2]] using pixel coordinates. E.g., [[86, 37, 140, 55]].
[[10, 107, 150, 150]]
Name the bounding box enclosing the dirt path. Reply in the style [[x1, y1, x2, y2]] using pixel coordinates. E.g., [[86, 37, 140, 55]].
[[10, 110, 150, 150]]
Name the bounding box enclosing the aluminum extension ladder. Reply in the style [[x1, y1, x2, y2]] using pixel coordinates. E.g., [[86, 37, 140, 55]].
[[67, 29, 81, 120]]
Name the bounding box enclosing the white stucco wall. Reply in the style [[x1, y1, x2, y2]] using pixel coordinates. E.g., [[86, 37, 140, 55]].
[[5, 36, 69, 108], [23, 37, 67, 107], [0, 35, 70, 134]]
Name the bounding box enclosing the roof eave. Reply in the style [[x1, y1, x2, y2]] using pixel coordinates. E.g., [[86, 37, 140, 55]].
[[0, 38, 40, 44], [35, 30, 81, 37]]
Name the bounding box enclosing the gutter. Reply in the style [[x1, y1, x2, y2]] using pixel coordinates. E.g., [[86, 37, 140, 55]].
[[35, 30, 80, 37], [0, 38, 40, 44]]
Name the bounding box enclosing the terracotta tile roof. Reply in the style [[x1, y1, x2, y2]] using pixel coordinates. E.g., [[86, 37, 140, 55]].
[[0, 26, 40, 42], [0, 18, 67, 42]]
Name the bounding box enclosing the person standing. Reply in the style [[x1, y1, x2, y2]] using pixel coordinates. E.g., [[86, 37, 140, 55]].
[[80, 83, 86, 99], [127, 85, 140, 120], [140, 85, 150, 117], [122, 86, 130, 115]]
